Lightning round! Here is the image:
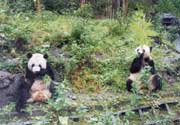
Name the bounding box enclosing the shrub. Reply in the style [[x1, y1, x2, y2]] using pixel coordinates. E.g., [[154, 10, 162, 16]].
[[6, 0, 34, 13], [128, 10, 157, 46], [155, 0, 180, 17], [43, 0, 79, 14], [75, 4, 93, 18], [109, 11, 129, 36]]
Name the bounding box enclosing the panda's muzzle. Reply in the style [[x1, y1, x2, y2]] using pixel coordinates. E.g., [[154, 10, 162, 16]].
[[32, 66, 41, 73], [32, 67, 46, 78]]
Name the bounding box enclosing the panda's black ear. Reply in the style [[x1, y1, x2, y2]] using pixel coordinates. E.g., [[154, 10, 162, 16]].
[[150, 46, 153, 52], [27, 53, 32, 59], [44, 54, 48, 59]]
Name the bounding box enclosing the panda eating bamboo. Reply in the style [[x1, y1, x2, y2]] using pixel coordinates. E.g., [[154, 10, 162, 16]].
[[126, 45, 162, 93], [15, 53, 56, 112]]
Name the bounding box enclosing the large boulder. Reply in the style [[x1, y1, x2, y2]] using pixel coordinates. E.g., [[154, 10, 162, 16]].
[[160, 13, 178, 26], [0, 71, 24, 107]]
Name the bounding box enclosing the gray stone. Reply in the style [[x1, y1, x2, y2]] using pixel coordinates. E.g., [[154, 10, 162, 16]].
[[160, 13, 178, 26], [0, 71, 24, 107], [68, 94, 77, 100], [174, 35, 180, 52], [58, 116, 69, 125]]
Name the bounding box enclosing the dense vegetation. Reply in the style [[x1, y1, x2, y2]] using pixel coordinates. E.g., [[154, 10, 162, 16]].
[[1, 0, 180, 124]]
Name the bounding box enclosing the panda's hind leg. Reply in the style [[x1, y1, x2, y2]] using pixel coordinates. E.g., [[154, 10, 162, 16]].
[[15, 83, 31, 112], [126, 79, 133, 92], [149, 74, 162, 92], [15, 78, 31, 113]]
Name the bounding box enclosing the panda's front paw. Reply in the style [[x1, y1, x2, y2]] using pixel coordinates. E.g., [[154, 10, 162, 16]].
[[27, 98, 34, 103]]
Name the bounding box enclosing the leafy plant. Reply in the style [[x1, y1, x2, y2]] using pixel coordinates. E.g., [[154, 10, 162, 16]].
[[128, 10, 157, 46], [46, 79, 69, 124], [90, 105, 121, 125], [75, 4, 93, 18], [43, 0, 79, 14], [6, 0, 34, 13], [155, 0, 180, 17]]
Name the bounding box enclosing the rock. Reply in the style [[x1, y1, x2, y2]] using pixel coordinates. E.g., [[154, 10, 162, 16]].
[[0, 71, 12, 89], [7, 73, 24, 96], [58, 116, 68, 125], [69, 116, 80, 122], [50, 47, 63, 57], [0, 71, 12, 78], [68, 94, 77, 100], [0, 71, 24, 107], [14, 37, 27, 52], [174, 35, 180, 52], [95, 105, 103, 111], [6, 58, 20, 65], [0, 34, 7, 46], [149, 36, 162, 45], [95, 53, 104, 60], [160, 13, 178, 26]]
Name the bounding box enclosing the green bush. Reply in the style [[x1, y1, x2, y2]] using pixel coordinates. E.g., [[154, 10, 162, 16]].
[[155, 0, 180, 16], [6, 0, 34, 13], [128, 10, 157, 46], [109, 12, 129, 36], [43, 0, 79, 14], [75, 4, 93, 18]]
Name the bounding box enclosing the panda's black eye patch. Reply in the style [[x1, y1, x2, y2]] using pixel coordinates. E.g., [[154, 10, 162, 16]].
[[32, 64, 35, 67], [39, 64, 42, 68]]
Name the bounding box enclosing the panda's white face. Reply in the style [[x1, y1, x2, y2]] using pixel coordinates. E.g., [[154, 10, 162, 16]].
[[135, 45, 151, 57], [28, 53, 47, 73]]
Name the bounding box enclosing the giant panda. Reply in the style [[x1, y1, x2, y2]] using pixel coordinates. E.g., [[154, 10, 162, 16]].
[[126, 45, 162, 93], [15, 53, 56, 112]]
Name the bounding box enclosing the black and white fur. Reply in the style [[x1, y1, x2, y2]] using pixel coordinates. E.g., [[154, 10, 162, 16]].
[[126, 45, 162, 92], [15, 53, 56, 112]]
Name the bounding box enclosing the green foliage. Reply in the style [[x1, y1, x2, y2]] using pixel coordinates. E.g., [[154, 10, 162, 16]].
[[140, 67, 152, 86], [90, 0, 108, 15], [71, 19, 86, 41], [109, 12, 129, 36], [6, 0, 34, 13], [90, 106, 121, 125], [0, 62, 17, 72], [128, 10, 157, 46], [46, 80, 69, 124], [48, 80, 68, 111], [69, 19, 109, 60], [43, 0, 79, 14], [155, 0, 180, 16], [75, 4, 93, 18]]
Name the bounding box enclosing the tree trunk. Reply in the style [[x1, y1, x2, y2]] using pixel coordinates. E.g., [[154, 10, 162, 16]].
[[80, 0, 86, 6], [35, 0, 41, 13], [122, 0, 128, 16], [112, 0, 117, 18]]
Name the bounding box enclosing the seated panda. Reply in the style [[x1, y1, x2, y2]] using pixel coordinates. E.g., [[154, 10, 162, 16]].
[[126, 45, 162, 93], [15, 53, 56, 112]]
